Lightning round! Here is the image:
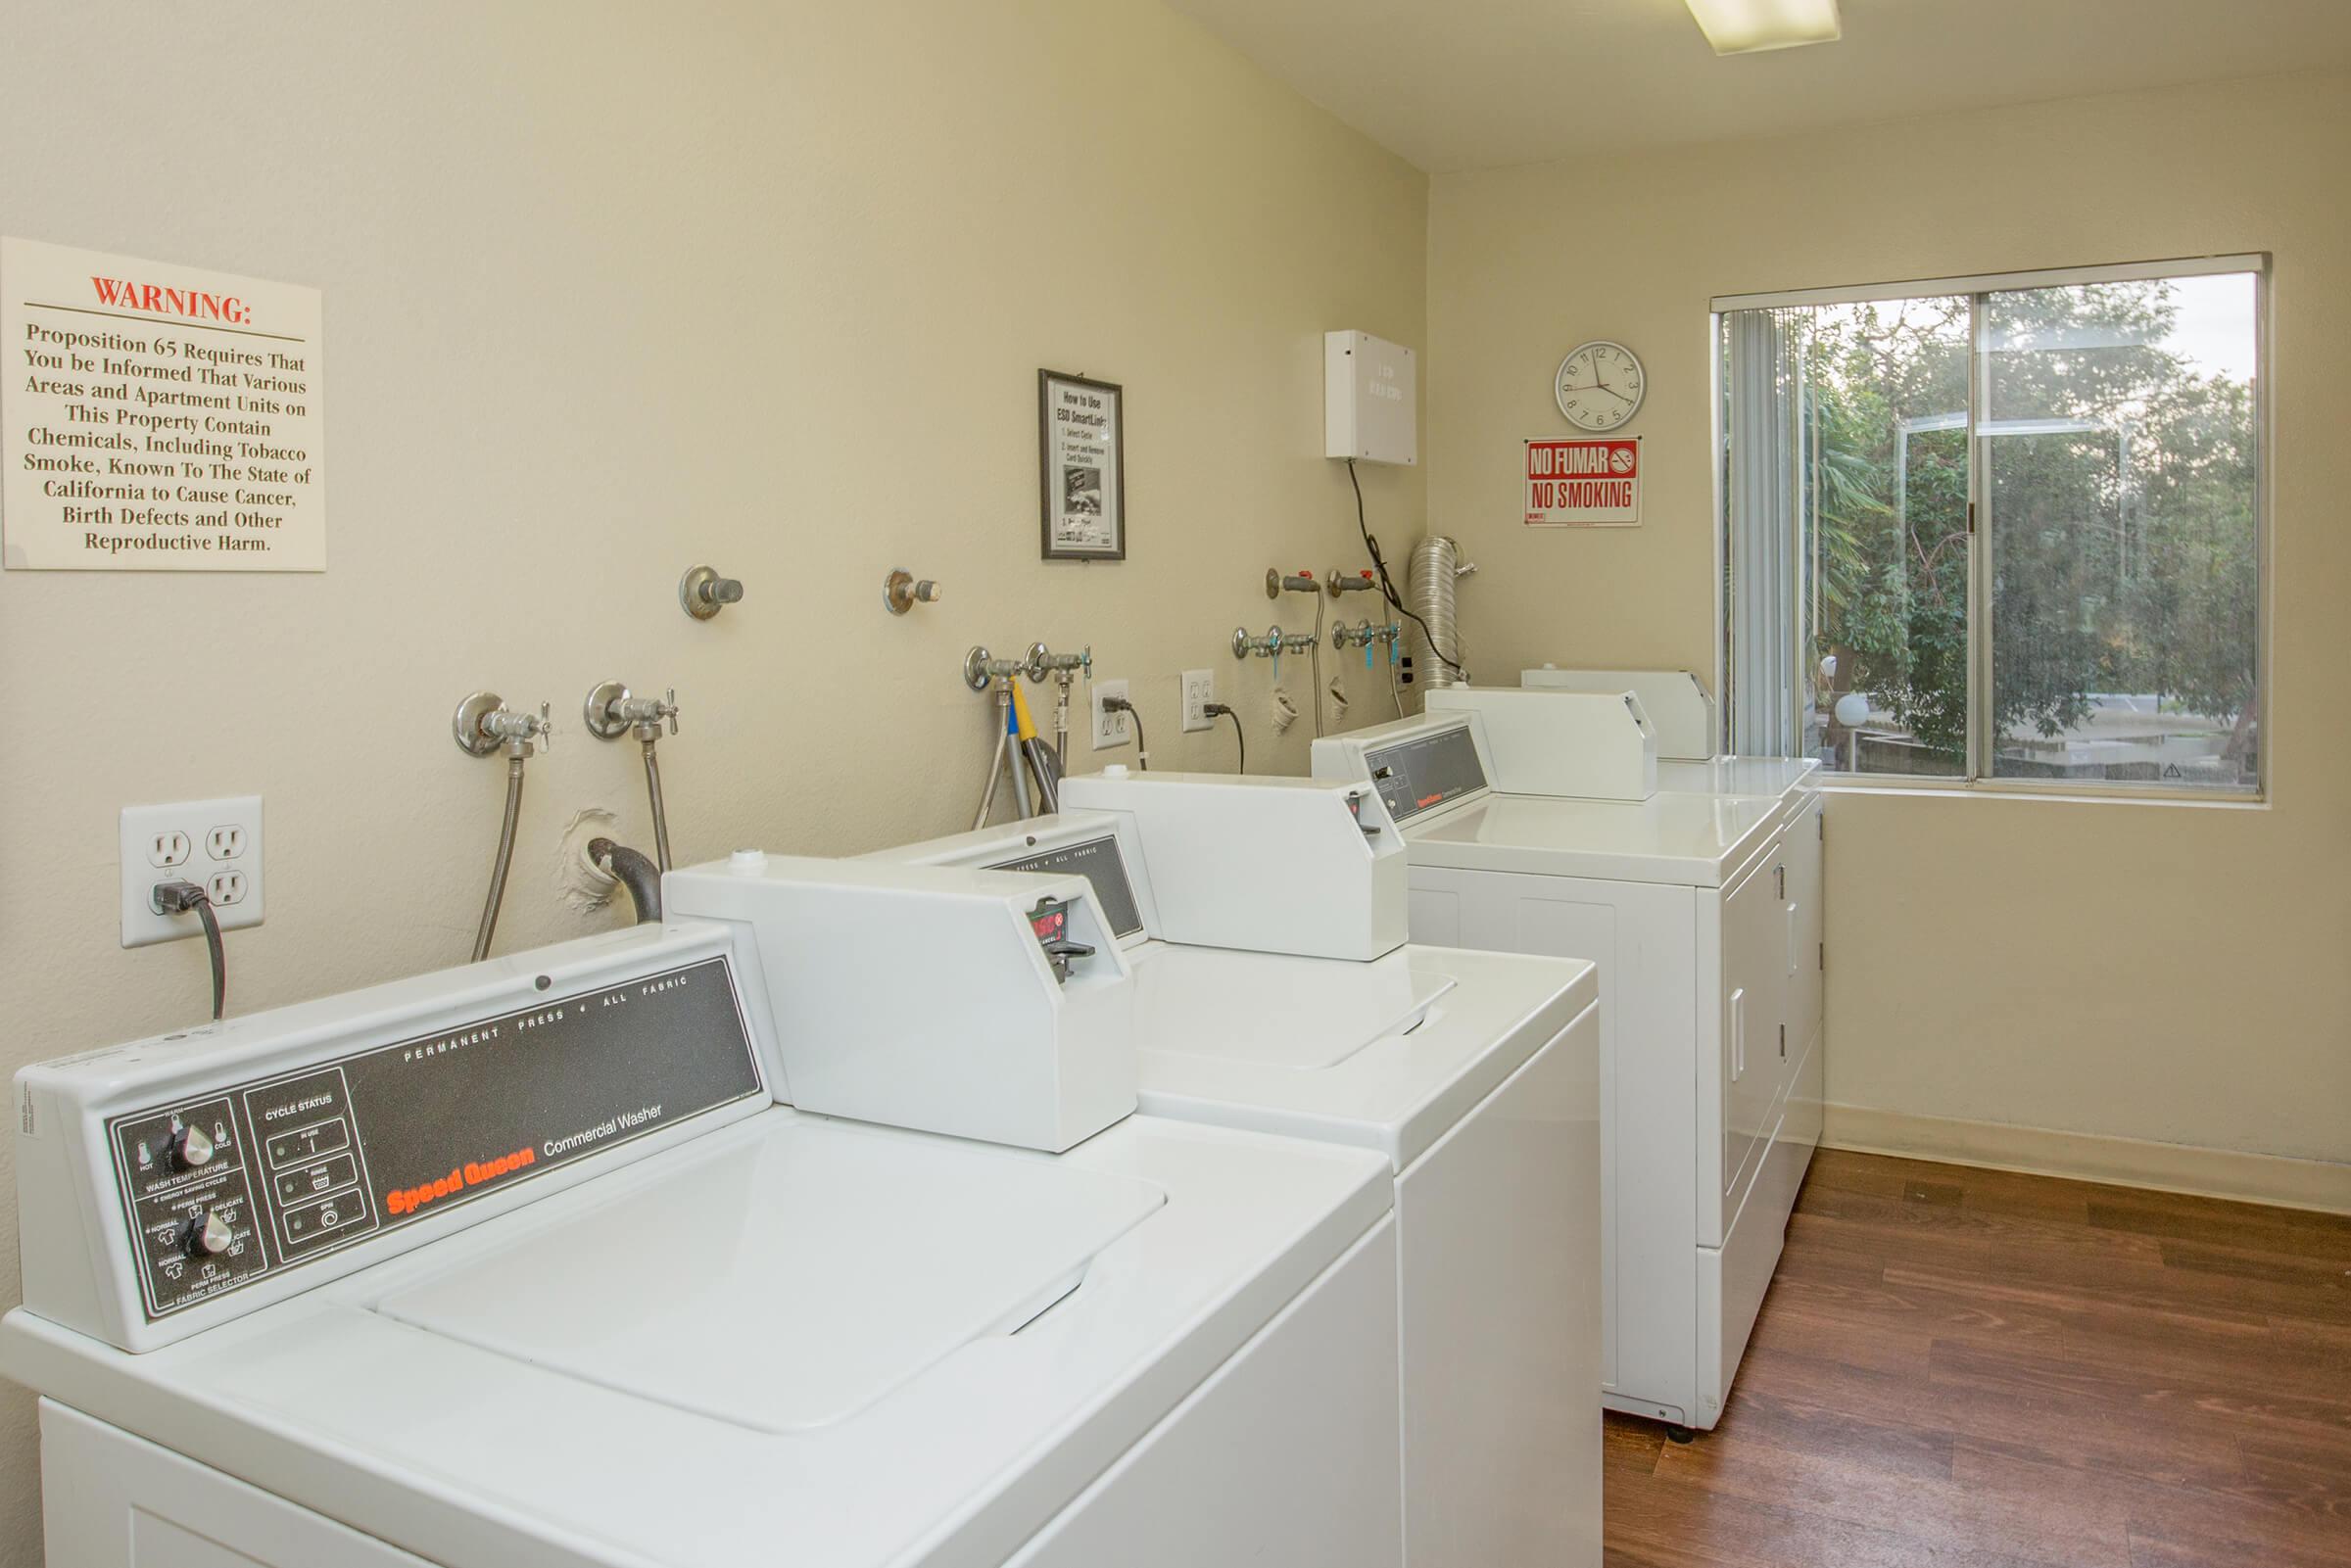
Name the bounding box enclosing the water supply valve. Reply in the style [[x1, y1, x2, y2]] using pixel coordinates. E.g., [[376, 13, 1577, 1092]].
[[1266, 568, 1319, 598], [584, 683, 680, 741], [1024, 642, 1093, 683], [679, 564, 745, 620], [884, 569, 943, 616], [1326, 569, 1379, 596], [453, 693, 552, 758], [1332, 619, 1381, 670]]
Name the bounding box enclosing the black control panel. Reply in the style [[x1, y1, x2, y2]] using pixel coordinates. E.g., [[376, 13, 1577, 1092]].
[[1365, 724, 1490, 824], [108, 955, 763, 1322], [990, 833, 1144, 939]]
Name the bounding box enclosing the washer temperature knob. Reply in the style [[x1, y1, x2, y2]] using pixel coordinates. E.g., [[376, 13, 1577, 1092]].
[[183, 1209, 234, 1259], [167, 1120, 216, 1171]]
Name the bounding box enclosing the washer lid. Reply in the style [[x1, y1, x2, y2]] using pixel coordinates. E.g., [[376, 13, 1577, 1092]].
[[1655, 756, 1820, 800], [1124, 943, 1594, 1171], [1404, 790, 1783, 887], [372, 1118, 1165, 1434], [1130, 946, 1455, 1070]]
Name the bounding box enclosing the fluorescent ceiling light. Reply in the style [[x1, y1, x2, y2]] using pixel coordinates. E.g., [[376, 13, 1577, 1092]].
[[1685, 0, 1842, 55]]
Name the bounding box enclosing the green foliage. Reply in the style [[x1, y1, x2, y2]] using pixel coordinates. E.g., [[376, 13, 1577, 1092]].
[[1796, 282, 2258, 762]]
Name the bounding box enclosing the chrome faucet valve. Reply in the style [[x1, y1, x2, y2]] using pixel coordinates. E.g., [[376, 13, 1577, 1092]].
[[680, 565, 745, 620], [585, 683, 679, 742], [1024, 642, 1093, 683], [1231, 627, 1283, 660], [885, 569, 943, 616], [454, 693, 552, 758], [964, 646, 1027, 691]]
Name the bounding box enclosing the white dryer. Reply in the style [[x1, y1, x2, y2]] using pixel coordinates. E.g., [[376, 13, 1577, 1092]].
[[861, 769, 1604, 1568], [3, 862, 1406, 1567], [1315, 702, 1823, 1435]]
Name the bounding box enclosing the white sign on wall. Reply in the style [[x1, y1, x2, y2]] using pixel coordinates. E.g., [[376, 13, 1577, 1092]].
[[3, 237, 323, 571]]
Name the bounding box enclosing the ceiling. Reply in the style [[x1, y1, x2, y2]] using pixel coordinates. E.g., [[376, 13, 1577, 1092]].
[[1165, 0, 2351, 173]]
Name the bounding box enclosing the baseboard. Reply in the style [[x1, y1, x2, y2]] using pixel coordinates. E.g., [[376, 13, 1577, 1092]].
[[1820, 1103, 2351, 1215]]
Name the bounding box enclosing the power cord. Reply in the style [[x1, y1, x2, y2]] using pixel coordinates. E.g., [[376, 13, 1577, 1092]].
[[1101, 692, 1148, 769], [152, 879, 225, 1021], [1205, 701, 1244, 774], [1347, 457, 1464, 679]]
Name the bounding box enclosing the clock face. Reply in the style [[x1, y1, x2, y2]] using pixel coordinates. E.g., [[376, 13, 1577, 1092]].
[[1555, 340, 1645, 431]]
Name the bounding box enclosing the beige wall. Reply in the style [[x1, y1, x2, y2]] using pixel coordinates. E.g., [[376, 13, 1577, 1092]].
[[1428, 71, 2351, 1175], [0, 0, 1426, 1552]]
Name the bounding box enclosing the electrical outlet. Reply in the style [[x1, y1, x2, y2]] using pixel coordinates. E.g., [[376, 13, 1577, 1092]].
[[121, 796, 264, 949], [1180, 669, 1215, 733], [1091, 679, 1131, 751]]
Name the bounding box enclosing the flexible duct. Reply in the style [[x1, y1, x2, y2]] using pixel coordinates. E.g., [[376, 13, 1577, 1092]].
[[1407, 535, 1471, 689]]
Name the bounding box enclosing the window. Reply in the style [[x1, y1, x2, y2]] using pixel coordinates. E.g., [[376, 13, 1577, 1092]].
[[1716, 259, 2265, 795]]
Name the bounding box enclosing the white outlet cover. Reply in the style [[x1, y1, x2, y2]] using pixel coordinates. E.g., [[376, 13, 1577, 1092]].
[[121, 796, 264, 949], [1180, 669, 1215, 733], [1090, 679, 1131, 751]]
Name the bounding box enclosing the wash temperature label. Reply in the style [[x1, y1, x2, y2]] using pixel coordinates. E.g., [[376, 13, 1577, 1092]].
[[3, 236, 324, 571], [1525, 437, 1640, 528]]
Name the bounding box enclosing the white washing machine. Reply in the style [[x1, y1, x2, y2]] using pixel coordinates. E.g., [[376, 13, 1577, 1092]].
[[857, 768, 1604, 1568], [3, 860, 1406, 1567], [1315, 692, 1822, 1434]]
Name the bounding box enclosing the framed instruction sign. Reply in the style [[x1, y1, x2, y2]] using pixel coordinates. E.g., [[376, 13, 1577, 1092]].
[[3, 237, 324, 571], [1525, 436, 1639, 528], [1038, 369, 1124, 561]]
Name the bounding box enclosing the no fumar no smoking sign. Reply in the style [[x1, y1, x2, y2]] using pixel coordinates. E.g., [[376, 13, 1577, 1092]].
[[1525, 437, 1640, 528]]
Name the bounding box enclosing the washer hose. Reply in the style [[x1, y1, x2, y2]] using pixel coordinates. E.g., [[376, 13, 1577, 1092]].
[[589, 837, 663, 924], [471, 755, 526, 962], [642, 739, 674, 872]]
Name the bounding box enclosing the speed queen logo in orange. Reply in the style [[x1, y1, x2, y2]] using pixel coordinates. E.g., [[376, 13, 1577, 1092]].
[[1526, 437, 1641, 527]]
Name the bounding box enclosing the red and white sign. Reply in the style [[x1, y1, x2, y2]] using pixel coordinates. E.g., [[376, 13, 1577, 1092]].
[[1525, 437, 1640, 528]]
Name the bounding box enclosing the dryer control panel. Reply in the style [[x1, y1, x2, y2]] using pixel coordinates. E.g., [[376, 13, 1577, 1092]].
[[15, 926, 772, 1353]]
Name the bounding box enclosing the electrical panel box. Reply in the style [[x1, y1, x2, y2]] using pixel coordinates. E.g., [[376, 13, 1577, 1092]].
[[1324, 330, 1416, 466]]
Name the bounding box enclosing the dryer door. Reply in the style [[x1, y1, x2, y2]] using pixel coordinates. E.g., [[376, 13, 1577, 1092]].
[[1717, 850, 1787, 1219]]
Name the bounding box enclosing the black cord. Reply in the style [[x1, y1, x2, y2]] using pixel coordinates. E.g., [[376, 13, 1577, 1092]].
[[1207, 702, 1244, 774], [1348, 457, 1464, 678], [153, 879, 225, 1021], [1103, 694, 1148, 769]]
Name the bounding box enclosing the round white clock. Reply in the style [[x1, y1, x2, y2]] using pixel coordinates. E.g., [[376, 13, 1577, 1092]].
[[1555, 340, 1645, 432]]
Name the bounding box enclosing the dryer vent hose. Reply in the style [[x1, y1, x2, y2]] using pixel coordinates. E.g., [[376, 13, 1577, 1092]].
[[1407, 536, 1471, 689]]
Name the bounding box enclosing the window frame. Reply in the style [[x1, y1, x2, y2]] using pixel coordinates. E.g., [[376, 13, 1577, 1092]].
[[1710, 254, 2273, 803]]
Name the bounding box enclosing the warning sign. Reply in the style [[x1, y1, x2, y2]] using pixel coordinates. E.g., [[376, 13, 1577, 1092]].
[[1526, 437, 1639, 528], [3, 236, 324, 571]]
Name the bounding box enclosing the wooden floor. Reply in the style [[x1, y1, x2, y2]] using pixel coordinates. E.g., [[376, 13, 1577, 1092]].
[[1603, 1150, 2351, 1567]]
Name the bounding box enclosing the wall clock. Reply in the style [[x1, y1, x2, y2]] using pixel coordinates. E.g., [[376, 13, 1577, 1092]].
[[1555, 340, 1645, 432]]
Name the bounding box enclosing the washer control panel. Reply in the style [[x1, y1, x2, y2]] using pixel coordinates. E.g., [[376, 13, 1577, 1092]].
[[989, 833, 1144, 940], [1364, 722, 1489, 824], [102, 954, 763, 1323], [113, 1097, 270, 1314]]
